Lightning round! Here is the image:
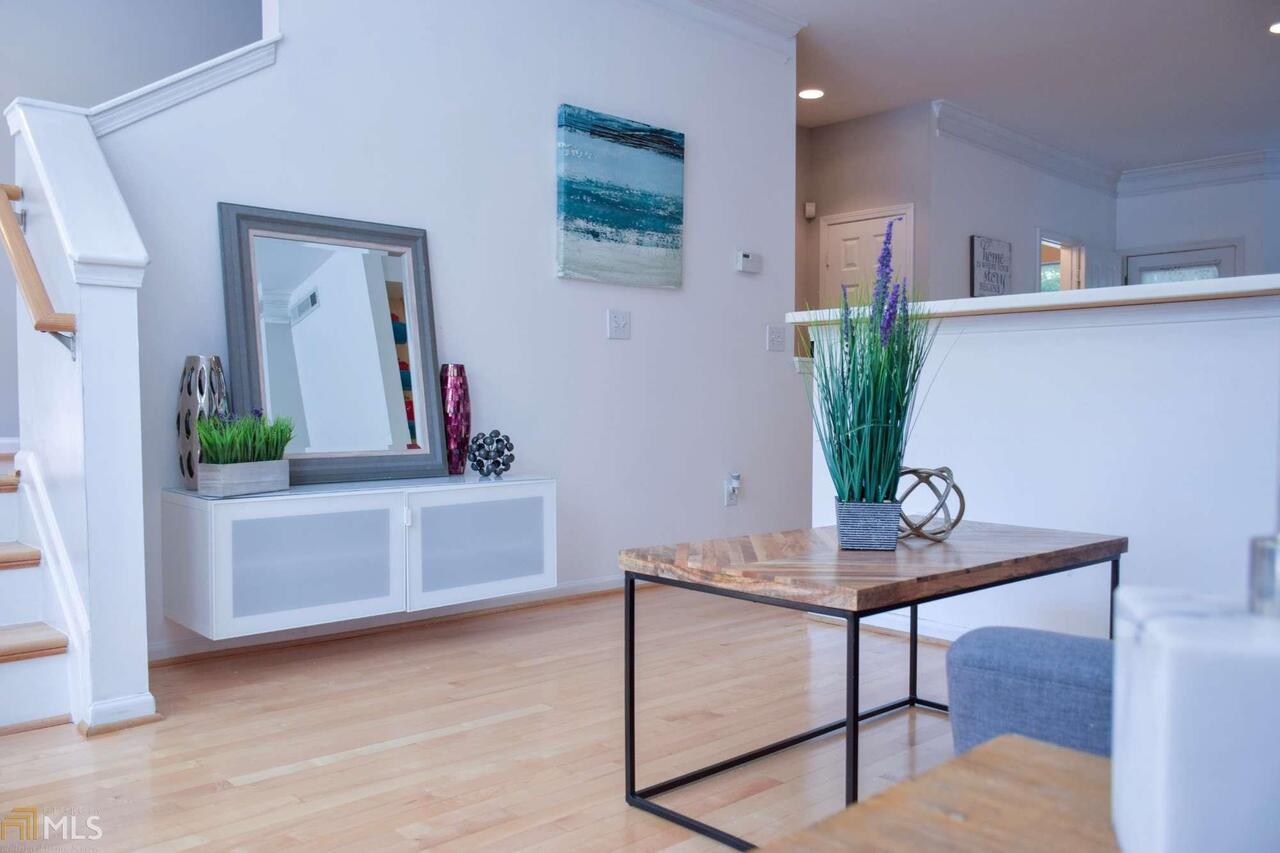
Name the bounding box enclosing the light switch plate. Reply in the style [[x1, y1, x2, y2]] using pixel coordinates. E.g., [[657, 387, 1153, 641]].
[[766, 324, 787, 352], [724, 473, 741, 507], [607, 309, 631, 340], [735, 251, 763, 274]]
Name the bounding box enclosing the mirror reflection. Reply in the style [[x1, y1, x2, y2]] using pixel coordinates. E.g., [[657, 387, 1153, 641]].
[[251, 234, 424, 456]]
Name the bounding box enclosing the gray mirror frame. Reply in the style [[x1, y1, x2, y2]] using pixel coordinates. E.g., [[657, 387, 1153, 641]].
[[217, 202, 447, 484]]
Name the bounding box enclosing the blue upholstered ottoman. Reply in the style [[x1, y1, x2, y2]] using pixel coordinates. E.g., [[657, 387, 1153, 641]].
[[946, 626, 1113, 757]]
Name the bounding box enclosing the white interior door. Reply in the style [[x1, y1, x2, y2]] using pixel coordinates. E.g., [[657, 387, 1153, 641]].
[[820, 206, 913, 307]]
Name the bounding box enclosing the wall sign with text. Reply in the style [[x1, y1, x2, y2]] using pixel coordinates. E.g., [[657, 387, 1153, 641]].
[[970, 236, 1012, 297]]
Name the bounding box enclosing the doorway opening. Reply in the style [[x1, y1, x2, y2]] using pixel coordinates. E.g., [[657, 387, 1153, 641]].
[[1038, 231, 1085, 292]]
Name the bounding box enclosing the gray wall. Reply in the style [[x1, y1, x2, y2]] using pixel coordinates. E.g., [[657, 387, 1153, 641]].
[[0, 0, 262, 437]]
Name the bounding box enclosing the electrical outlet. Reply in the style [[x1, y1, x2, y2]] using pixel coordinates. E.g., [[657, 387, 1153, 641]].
[[766, 324, 787, 352], [606, 309, 631, 340], [723, 473, 741, 507]]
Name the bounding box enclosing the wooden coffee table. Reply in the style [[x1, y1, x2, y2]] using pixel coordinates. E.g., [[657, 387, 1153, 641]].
[[619, 520, 1127, 850], [763, 734, 1117, 851]]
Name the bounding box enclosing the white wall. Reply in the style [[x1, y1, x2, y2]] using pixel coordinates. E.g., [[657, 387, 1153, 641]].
[[927, 125, 1118, 300], [1117, 179, 1279, 276], [810, 283, 1280, 640], [795, 126, 818, 313], [289, 251, 396, 452], [0, 0, 261, 438], [91, 0, 808, 657]]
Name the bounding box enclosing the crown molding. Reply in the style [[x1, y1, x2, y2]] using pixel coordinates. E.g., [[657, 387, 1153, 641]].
[[932, 100, 1119, 195], [89, 35, 281, 137], [636, 0, 805, 57], [258, 291, 293, 323], [1117, 150, 1280, 197]]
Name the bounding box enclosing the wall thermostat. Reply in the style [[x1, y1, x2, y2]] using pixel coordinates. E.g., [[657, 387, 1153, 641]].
[[735, 251, 762, 274], [803, 201, 816, 220]]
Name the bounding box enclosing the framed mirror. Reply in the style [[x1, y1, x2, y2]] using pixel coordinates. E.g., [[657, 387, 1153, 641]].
[[218, 203, 446, 483]]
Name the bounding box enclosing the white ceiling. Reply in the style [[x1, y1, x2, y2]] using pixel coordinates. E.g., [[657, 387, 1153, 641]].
[[770, 0, 1280, 171], [253, 237, 337, 298]]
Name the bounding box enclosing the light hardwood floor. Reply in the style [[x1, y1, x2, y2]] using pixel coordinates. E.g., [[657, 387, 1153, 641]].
[[0, 586, 952, 850]]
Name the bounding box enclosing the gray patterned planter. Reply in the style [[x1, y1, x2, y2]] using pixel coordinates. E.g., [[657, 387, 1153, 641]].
[[835, 499, 901, 551], [197, 460, 289, 498]]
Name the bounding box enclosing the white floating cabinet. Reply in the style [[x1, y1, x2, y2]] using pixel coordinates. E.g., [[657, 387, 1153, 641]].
[[162, 476, 556, 640]]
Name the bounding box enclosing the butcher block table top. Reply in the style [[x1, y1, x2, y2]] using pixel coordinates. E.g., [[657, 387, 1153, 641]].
[[619, 520, 1127, 614], [762, 734, 1117, 851]]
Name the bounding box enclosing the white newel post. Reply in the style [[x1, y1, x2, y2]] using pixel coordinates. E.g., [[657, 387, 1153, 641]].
[[79, 279, 153, 725], [6, 99, 153, 727]]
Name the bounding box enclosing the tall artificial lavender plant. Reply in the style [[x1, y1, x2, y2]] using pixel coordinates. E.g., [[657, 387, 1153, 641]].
[[805, 220, 936, 504]]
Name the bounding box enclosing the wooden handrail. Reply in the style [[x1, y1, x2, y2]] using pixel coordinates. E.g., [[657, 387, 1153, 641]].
[[0, 183, 76, 335]]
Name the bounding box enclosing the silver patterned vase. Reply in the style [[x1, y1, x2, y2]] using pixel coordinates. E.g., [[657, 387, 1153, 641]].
[[176, 355, 229, 489]]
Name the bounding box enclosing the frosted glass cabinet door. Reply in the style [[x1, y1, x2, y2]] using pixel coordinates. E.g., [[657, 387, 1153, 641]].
[[212, 492, 406, 637], [407, 481, 556, 611]]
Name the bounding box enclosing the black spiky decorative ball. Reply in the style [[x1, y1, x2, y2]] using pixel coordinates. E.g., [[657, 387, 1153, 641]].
[[467, 429, 515, 478]]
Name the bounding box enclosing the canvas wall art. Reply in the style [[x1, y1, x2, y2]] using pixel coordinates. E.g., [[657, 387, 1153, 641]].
[[557, 104, 684, 289]]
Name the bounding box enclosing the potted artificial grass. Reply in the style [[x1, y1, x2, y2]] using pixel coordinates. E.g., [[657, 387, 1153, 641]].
[[195, 412, 294, 498], [805, 220, 936, 550]]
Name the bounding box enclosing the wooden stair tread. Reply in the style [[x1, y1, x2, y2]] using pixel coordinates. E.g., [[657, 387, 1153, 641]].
[[0, 542, 40, 570], [0, 622, 67, 663], [0, 471, 18, 493]]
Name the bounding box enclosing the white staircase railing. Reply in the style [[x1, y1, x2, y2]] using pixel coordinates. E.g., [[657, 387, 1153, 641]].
[[4, 99, 154, 730]]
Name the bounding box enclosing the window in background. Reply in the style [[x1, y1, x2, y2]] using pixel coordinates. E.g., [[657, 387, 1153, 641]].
[[1124, 244, 1238, 285], [1138, 265, 1220, 285]]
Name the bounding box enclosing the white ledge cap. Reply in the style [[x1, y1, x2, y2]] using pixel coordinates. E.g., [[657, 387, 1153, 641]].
[[787, 274, 1280, 325]]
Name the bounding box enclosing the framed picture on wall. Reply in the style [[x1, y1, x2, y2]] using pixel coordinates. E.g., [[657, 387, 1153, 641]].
[[556, 104, 685, 289], [970, 236, 1012, 297]]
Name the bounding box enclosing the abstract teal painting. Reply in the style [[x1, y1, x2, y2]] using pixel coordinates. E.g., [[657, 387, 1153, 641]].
[[557, 104, 684, 289]]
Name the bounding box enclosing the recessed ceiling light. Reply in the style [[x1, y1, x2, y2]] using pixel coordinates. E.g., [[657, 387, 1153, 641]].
[[1270, 21, 1280, 33], [798, 89, 825, 100]]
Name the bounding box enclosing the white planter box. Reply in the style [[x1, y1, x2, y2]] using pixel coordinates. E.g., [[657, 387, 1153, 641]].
[[196, 459, 289, 498]]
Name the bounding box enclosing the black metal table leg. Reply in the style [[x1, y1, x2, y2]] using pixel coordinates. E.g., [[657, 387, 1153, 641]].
[[1109, 558, 1120, 639], [625, 572, 636, 798], [908, 604, 918, 703], [846, 614, 859, 805]]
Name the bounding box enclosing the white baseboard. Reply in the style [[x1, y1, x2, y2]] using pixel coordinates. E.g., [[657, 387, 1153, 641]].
[[149, 574, 623, 661], [866, 610, 968, 641], [809, 609, 968, 642], [85, 692, 157, 728]]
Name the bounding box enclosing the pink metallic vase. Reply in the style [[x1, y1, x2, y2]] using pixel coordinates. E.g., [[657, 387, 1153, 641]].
[[439, 364, 471, 476]]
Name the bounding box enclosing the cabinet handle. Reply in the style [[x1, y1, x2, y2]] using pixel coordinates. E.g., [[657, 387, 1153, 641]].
[[404, 506, 413, 527]]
